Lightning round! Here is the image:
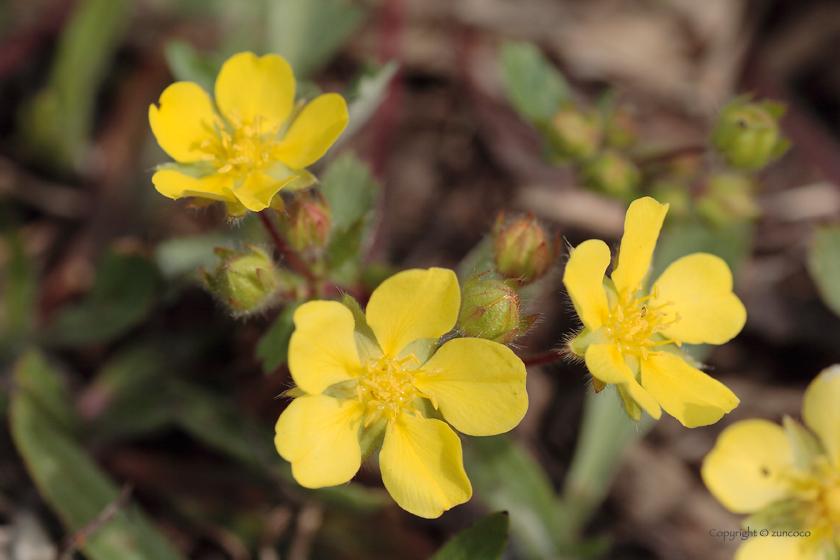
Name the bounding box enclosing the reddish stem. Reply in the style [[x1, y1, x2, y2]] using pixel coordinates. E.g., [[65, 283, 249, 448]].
[[257, 211, 317, 284], [520, 349, 565, 368]]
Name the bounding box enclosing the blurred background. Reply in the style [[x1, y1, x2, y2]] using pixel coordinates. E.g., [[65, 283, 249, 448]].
[[2, 0, 840, 559]]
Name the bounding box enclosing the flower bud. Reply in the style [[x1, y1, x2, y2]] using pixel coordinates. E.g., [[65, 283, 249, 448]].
[[201, 245, 278, 313], [579, 149, 641, 199], [696, 173, 760, 227], [279, 192, 332, 252], [546, 104, 602, 162], [492, 213, 559, 284], [604, 107, 638, 150], [457, 273, 537, 344], [711, 96, 789, 171]]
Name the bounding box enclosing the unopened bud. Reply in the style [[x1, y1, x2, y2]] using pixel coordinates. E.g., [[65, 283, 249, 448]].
[[458, 273, 537, 344], [712, 96, 789, 171], [696, 173, 760, 227], [493, 213, 559, 284], [201, 245, 278, 313], [579, 149, 641, 199], [604, 107, 638, 150], [546, 104, 602, 162], [279, 192, 332, 252]]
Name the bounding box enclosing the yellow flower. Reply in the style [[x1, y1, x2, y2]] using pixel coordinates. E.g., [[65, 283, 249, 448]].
[[702, 366, 840, 560], [149, 52, 348, 213], [274, 268, 528, 518], [563, 197, 746, 427]]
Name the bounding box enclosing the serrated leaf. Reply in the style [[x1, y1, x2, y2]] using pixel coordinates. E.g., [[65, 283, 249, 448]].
[[266, 0, 366, 78], [499, 41, 570, 124], [44, 250, 162, 346], [809, 225, 840, 318], [10, 350, 188, 560], [155, 233, 232, 280], [328, 219, 365, 271], [429, 511, 509, 560], [256, 302, 302, 374]]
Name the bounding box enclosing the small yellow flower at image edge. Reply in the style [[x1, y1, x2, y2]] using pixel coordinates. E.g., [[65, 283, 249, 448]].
[[702, 365, 840, 560], [563, 196, 746, 427], [274, 268, 529, 518], [149, 52, 348, 214]]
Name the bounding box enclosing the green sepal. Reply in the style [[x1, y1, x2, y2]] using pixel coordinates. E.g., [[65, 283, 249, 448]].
[[782, 415, 823, 469], [616, 384, 642, 422], [742, 498, 807, 532], [358, 416, 387, 463], [156, 160, 217, 178]]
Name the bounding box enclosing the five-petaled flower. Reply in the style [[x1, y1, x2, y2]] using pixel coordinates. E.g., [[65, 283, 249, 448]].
[[563, 197, 746, 427], [274, 268, 528, 518], [702, 366, 840, 560], [149, 52, 348, 214]]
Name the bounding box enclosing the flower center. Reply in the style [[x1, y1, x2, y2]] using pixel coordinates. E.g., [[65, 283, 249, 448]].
[[200, 112, 283, 179], [356, 353, 435, 426], [606, 284, 680, 359]]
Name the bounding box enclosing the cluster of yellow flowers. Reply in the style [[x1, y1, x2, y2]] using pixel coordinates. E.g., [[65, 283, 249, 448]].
[[148, 55, 837, 557]]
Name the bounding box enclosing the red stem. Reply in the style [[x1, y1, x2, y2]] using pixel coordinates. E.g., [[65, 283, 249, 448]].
[[520, 349, 565, 368], [257, 211, 317, 284]]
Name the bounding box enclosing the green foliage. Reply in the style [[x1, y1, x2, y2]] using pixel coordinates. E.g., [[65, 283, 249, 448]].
[[319, 152, 379, 273], [10, 350, 189, 560], [164, 41, 221, 94], [44, 250, 162, 346], [464, 435, 563, 559], [652, 220, 753, 282], [338, 61, 401, 146], [0, 234, 36, 360], [256, 302, 302, 373], [19, 0, 131, 171], [265, 0, 366, 78], [499, 41, 570, 125], [429, 512, 510, 560], [808, 225, 840, 318]]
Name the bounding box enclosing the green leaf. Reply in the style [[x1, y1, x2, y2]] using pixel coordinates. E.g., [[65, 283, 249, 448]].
[[319, 152, 378, 231], [328, 219, 365, 271], [464, 435, 561, 560], [256, 302, 302, 374], [13, 349, 77, 430], [429, 512, 509, 560], [265, 0, 366, 78], [499, 41, 570, 125], [164, 40, 221, 93], [155, 233, 232, 280], [10, 350, 188, 560], [19, 0, 131, 170], [44, 250, 162, 346], [652, 220, 753, 282], [0, 234, 36, 359], [334, 61, 400, 148], [808, 225, 840, 318]]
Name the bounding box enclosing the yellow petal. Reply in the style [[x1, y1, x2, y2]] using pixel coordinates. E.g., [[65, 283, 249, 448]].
[[215, 52, 294, 134], [641, 352, 739, 427], [653, 253, 746, 345], [563, 239, 611, 332], [802, 365, 840, 468], [366, 268, 460, 357], [611, 197, 669, 296], [701, 419, 795, 513], [149, 82, 217, 162], [274, 394, 364, 488], [274, 93, 349, 169], [233, 172, 296, 212], [584, 343, 661, 419], [152, 169, 235, 202], [379, 414, 472, 518], [288, 301, 362, 395], [735, 535, 820, 560], [414, 338, 527, 436]]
